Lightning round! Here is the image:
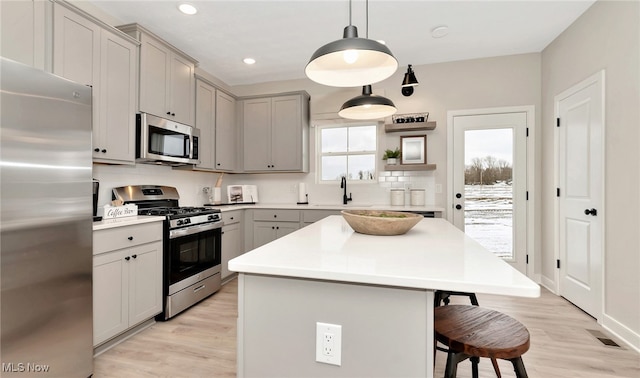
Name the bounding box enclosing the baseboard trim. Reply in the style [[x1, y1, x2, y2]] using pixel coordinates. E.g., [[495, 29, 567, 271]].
[[602, 313, 640, 353], [93, 318, 156, 357], [540, 275, 557, 294]]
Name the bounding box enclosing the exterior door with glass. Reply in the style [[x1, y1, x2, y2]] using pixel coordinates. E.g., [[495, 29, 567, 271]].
[[450, 111, 528, 274]]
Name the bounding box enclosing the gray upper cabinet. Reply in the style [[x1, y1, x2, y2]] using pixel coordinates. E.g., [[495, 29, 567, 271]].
[[118, 24, 196, 127], [195, 79, 216, 169], [1, 0, 48, 70], [194, 79, 238, 171], [215, 91, 238, 171], [53, 2, 138, 164], [242, 92, 309, 172]]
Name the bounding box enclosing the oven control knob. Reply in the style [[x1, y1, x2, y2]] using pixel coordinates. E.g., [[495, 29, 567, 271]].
[[208, 215, 215, 221], [184, 218, 191, 224], [177, 220, 184, 226]]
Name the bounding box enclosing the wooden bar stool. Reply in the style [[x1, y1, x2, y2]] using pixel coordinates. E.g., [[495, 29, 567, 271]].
[[434, 305, 530, 378]]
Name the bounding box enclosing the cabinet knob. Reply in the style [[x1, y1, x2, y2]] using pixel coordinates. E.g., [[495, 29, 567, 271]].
[[276, 226, 279, 230], [273, 215, 277, 218], [271, 226, 275, 230], [217, 163, 221, 166], [94, 148, 100, 152], [166, 111, 171, 115], [455, 204, 462, 210], [125, 256, 130, 261], [128, 236, 133, 241], [230, 217, 234, 220], [132, 254, 137, 259], [101, 149, 107, 153], [221, 231, 225, 235], [172, 113, 176, 117]]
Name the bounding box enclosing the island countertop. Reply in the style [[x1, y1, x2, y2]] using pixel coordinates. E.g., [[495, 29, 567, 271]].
[[229, 215, 540, 298]]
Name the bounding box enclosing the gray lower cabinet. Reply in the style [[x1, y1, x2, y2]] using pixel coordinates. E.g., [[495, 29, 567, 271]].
[[301, 210, 341, 227], [92, 221, 163, 347], [221, 210, 243, 280], [252, 209, 300, 248]]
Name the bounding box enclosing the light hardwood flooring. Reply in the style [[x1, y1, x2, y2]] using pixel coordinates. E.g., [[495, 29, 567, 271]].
[[93, 278, 639, 377]]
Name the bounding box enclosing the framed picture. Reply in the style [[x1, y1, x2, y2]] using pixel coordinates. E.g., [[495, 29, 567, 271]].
[[401, 135, 427, 164]]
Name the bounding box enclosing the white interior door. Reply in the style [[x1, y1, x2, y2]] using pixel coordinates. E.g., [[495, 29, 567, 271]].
[[556, 71, 604, 320], [451, 112, 528, 273]]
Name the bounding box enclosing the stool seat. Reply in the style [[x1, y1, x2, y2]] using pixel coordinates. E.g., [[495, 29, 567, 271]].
[[434, 305, 530, 378]]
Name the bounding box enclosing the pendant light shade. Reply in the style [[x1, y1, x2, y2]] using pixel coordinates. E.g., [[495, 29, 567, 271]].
[[339, 85, 397, 120], [305, 1, 398, 87]]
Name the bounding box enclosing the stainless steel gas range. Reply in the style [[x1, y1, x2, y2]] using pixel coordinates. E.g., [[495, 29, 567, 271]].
[[112, 185, 222, 320]]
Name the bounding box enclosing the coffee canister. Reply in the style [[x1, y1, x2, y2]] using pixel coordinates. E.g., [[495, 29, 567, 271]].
[[390, 189, 405, 206], [410, 189, 425, 206]]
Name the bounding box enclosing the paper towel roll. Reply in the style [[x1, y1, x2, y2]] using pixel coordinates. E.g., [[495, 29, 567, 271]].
[[298, 183, 307, 203]]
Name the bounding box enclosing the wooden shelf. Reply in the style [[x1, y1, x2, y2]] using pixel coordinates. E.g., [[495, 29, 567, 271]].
[[384, 164, 437, 171], [385, 121, 436, 133]]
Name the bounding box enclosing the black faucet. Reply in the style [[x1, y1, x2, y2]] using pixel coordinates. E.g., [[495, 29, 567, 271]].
[[340, 176, 352, 205]]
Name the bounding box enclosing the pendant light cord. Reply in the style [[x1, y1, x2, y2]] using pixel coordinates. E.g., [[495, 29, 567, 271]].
[[349, 0, 352, 26], [366, 0, 369, 38]]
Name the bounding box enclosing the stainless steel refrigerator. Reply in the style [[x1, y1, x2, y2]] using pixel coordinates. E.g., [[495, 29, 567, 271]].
[[1, 58, 93, 377]]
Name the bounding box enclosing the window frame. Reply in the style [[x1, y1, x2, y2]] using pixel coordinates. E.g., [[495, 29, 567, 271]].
[[316, 121, 380, 184]]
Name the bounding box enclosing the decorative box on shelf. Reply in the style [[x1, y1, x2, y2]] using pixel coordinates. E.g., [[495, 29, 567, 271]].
[[103, 204, 138, 219], [385, 112, 436, 132]]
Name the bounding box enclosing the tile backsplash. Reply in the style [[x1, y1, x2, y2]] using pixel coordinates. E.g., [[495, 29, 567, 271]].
[[93, 163, 441, 213]]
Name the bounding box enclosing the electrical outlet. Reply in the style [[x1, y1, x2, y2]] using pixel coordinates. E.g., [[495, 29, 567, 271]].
[[316, 322, 342, 366], [435, 184, 442, 194]]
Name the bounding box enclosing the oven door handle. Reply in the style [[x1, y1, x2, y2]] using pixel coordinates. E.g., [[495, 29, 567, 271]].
[[169, 221, 223, 239]]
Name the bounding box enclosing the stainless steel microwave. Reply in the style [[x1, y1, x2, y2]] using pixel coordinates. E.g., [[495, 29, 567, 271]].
[[136, 113, 199, 166]]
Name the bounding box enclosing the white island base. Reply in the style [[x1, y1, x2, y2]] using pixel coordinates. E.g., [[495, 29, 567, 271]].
[[237, 273, 434, 377], [230, 216, 539, 377]]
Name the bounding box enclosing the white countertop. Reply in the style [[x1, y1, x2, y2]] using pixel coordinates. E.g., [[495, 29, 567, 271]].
[[92, 215, 165, 231], [208, 202, 445, 213], [229, 216, 540, 298]]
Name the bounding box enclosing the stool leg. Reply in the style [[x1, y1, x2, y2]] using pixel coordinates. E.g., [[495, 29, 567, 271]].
[[491, 358, 501, 378], [510, 357, 529, 378], [444, 352, 457, 378], [445, 352, 471, 378], [470, 356, 479, 378]]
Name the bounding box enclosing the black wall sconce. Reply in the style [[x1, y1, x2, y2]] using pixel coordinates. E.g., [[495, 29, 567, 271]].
[[401, 64, 419, 96]]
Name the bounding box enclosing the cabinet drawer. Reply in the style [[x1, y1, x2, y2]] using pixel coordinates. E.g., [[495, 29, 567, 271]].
[[93, 221, 163, 255], [253, 209, 300, 222], [222, 210, 242, 225], [302, 210, 341, 223]]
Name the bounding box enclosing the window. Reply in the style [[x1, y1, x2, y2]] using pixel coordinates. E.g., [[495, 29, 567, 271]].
[[318, 123, 378, 182]]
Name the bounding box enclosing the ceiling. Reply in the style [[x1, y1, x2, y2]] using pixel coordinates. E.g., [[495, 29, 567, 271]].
[[87, 0, 596, 87]]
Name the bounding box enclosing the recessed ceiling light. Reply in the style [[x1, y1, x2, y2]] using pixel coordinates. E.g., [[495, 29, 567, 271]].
[[243, 58, 256, 65], [178, 3, 197, 15], [431, 25, 449, 38]]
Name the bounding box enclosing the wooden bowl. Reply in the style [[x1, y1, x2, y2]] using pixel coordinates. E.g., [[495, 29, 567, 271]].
[[341, 210, 422, 236]]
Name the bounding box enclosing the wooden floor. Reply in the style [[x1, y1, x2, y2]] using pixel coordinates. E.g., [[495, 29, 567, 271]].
[[94, 278, 640, 377]]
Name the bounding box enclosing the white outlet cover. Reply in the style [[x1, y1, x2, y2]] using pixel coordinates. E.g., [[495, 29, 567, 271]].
[[315, 322, 342, 366]]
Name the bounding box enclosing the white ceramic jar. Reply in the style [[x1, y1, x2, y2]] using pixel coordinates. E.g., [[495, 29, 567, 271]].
[[410, 189, 425, 206], [390, 189, 405, 206]]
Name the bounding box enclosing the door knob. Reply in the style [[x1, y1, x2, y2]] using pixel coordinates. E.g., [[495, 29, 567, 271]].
[[584, 208, 598, 216], [455, 204, 462, 210]]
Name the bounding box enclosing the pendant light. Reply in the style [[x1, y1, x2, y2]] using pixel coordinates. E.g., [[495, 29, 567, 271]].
[[338, 85, 397, 120], [305, 0, 398, 87]]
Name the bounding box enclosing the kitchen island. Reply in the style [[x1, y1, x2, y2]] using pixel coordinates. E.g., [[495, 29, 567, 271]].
[[229, 216, 539, 378]]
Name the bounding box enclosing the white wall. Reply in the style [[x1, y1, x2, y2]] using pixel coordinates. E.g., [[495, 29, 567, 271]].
[[94, 54, 541, 212], [540, 0, 640, 349]]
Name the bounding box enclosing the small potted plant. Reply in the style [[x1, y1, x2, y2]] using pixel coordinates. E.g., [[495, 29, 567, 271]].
[[383, 148, 401, 165]]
